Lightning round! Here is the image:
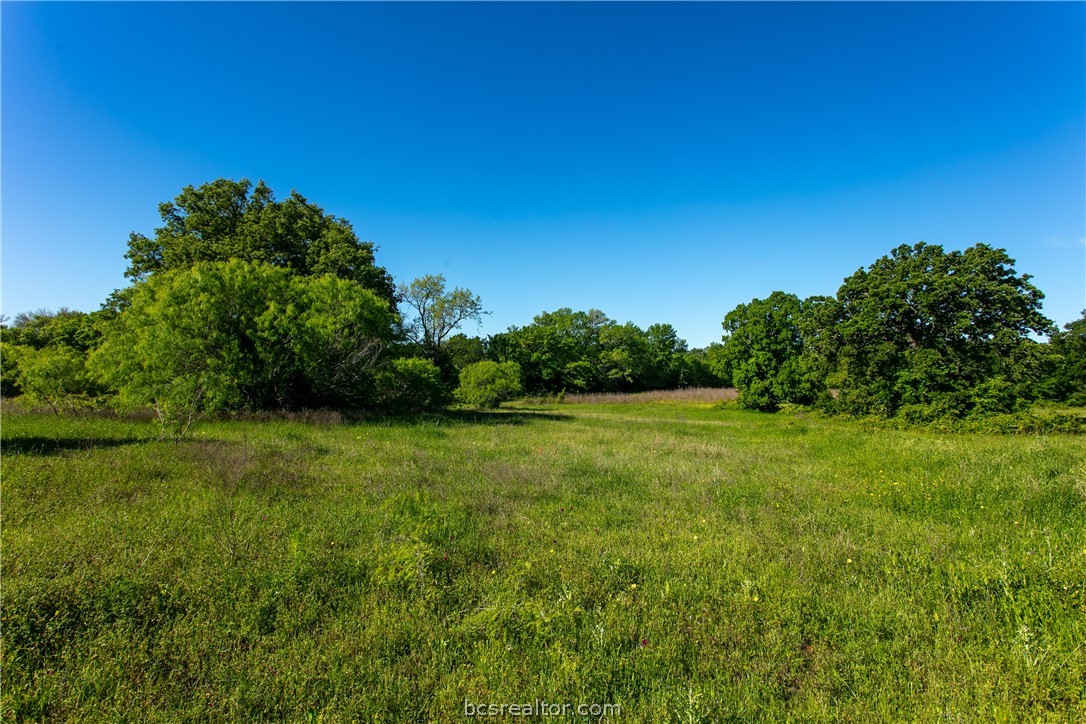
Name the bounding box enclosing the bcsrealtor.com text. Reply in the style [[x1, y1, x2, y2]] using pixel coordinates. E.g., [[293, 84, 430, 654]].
[[464, 700, 620, 717]]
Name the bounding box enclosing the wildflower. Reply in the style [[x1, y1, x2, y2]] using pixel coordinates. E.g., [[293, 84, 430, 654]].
[[640, 638, 649, 647], [752, 595, 759, 602], [846, 559, 853, 564], [630, 583, 637, 590]]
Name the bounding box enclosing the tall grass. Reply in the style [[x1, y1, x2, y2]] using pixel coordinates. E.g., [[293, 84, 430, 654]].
[[530, 387, 738, 405], [2, 403, 1084, 720]]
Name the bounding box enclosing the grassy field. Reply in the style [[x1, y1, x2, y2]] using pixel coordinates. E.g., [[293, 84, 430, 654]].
[[2, 400, 1085, 721]]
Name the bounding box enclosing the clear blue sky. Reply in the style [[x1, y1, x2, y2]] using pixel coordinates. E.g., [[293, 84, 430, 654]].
[[3, 1, 1083, 347]]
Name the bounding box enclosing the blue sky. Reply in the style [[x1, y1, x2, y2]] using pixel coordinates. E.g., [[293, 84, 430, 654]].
[[3, 1, 1084, 347]]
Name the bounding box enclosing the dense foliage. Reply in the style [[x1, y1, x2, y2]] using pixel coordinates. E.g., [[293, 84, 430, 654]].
[[124, 179, 397, 307], [717, 242, 1074, 421], [455, 360, 524, 408], [489, 310, 721, 394], [90, 260, 393, 435], [1045, 311, 1086, 406], [821, 243, 1054, 418], [4, 177, 1082, 429], [719, 292, 825, 411]]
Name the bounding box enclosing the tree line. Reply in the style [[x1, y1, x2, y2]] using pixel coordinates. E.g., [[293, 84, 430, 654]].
[[2, 178, 1083, 435]]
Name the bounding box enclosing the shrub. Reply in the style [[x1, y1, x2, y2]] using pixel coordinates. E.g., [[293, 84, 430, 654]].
[[89, 260, 394, 438], [375, 358, 447, 413], [8, 344, 100, 414], [455, 361, 523, 409]]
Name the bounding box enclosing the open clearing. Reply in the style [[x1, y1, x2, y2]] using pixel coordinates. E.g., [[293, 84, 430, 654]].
[[2, 402, 1085, 721]]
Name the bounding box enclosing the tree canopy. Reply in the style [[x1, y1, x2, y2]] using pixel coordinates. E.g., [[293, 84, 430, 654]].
[[90, 260, 394, 434], [719, 291, 825, 411], [398, 275, 486, 360], [489, 309, 708, 394], [124, 179, 396, 307], [7, 171, 1080, 431], [822, 242, 1053, 417], [1046, 311, 1086, 406]]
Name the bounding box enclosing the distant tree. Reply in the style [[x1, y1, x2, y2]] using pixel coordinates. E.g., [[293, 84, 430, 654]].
[[491, 308, 613, 393], [598, 322, 651, 391], [124, 178, 396, 307], [455, 361, 523, 408], [436, 333, 487, 385], [1, 308, 110, 353], [644, 323, 688, 389], [491, 310, 700, 393], [680, 344, 730, 388], [398, 275, 486, 361], [1046, 311, 1086, 405], [720, 291, 824, 411], [825, 242, 1053, 417], [1, 308, 116, 403]]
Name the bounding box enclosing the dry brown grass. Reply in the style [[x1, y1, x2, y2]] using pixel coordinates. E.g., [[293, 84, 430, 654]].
[[527, 387, 738, 405]]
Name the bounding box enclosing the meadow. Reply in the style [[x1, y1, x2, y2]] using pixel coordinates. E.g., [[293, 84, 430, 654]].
[[2, 398, 1084, 721]]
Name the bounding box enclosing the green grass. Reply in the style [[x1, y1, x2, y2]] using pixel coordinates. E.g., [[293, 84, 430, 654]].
[[2, 401, 1085, 721]]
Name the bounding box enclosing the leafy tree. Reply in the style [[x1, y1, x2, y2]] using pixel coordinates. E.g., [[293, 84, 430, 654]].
[[279, 273, 397, 407], [124, 179, 396, 307], [1046, 311, 1086, 405], [435, 333, 487, 385], [375, 357, 447, 413], [398, 275, 486, 361], [455, 361, 523, 408], [491, 308, 613, 393], [1, 308, 111, 353], [491, 310, 702, 393], [824, 242, 1053, 417], [0, 342, 21, 397], [598, 322, 652, 391], [1, 309, 116, 402], [91, 260, 393, 437], [720, 292, 824, 411], [644, 323, 689, 389], [7, 345, 99, 414], [680, 344, 731, 388]]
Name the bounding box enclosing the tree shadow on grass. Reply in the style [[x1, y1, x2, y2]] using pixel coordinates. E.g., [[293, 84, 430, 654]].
[[1, 436, 142, 456]]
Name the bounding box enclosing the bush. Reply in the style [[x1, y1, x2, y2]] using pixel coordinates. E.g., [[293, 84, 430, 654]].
[[8, 344, 100, 414], [375, 358, 447, 413], [455, 361, 523, 409], [89, 260, 395, 437]]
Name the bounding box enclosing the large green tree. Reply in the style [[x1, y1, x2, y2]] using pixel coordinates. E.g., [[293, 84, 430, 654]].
[[720, 291, 825, 411], [644, 323, 689, 389], [124, 179, 396, 307], [824, 242, 1053, 417], [91, 260, 394, 436]]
